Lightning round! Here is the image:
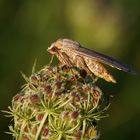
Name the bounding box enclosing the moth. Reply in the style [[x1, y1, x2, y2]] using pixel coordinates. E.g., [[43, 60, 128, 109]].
[[47, 38, 136, 83]]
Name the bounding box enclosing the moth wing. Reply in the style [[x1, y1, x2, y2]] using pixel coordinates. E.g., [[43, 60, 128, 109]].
[[71, 46, 136, 74]]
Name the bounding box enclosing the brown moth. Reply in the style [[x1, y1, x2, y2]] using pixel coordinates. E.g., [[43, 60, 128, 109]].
[[47, 39, 136, 83]]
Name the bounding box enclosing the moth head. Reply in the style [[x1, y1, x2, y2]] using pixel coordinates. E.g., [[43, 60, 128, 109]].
[[47, 40, 63, 54]]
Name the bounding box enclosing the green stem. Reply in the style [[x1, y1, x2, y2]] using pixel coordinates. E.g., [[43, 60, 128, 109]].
[[18, 120, 26, 140], [58, 133, 62, 140], [35, 112, 48, 140], [82, 120, 86, 139]]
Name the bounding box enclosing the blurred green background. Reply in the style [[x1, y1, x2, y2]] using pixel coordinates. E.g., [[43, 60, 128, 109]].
[[0, 0, 140, 139]]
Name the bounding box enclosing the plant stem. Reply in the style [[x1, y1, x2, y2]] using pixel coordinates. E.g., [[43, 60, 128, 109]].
[[35, 112, 48, 140]]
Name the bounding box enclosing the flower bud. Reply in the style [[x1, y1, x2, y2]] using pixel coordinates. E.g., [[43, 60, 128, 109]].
[[30, 94, 40, 104]]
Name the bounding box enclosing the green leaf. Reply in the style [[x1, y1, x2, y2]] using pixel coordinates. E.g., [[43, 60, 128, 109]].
[[32, 59, 37, 74], [20, 71, 29, 82]]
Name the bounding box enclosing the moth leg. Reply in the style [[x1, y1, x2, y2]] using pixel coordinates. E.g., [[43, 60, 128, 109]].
[[92, 77, 99, 83], [61, 52, 73, 67], [48, 55, 54, 66], [60, 52, 78, 77], [54, 51, 69, 67]]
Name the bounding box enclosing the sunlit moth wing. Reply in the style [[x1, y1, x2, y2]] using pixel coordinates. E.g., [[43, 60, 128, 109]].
[[72, 46, 136, 74]]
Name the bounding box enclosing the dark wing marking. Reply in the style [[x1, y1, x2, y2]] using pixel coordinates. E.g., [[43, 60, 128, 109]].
[[71, 46, 136, 74]]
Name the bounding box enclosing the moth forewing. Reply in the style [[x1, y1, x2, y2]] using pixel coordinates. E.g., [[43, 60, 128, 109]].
[[71, 46, 136, 74], [59, 46, 116, 83]]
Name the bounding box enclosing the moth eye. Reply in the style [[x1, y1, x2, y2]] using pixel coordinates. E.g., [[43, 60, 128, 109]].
[[51, 46, 57, 52]]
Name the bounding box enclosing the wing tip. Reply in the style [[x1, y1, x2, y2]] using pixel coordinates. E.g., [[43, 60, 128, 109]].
[[127, 68, 138, 75]]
